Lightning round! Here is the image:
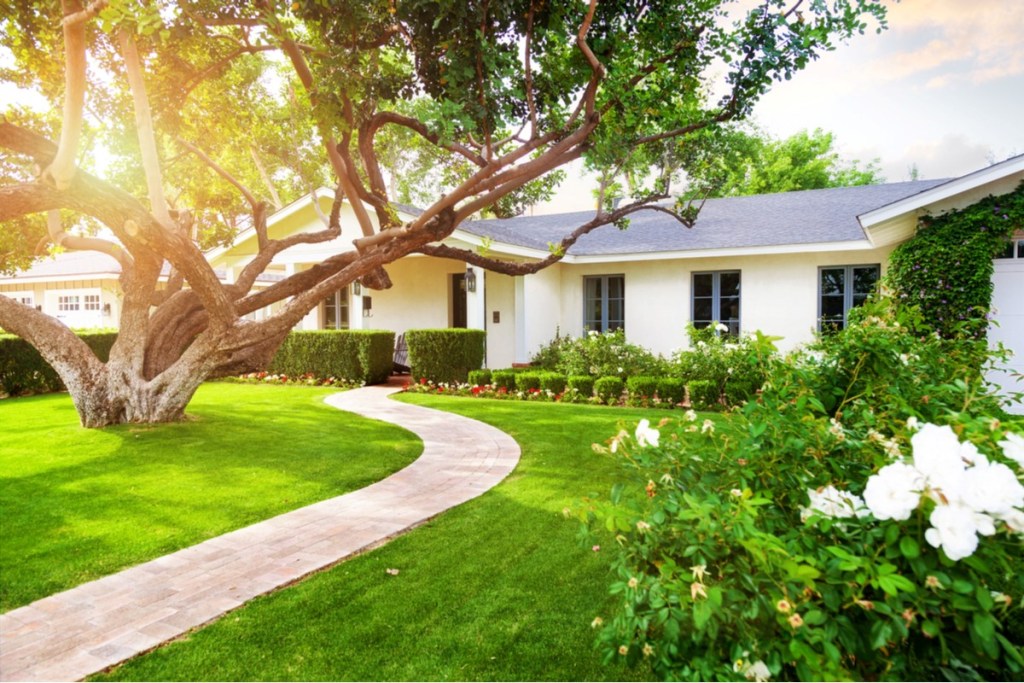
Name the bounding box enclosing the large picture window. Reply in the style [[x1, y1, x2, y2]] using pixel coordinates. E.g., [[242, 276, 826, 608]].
[[692, 271, 740, 336], [819, 264, 880, 332], [584, 275, 624, 333], [322, 287, 350, 330]]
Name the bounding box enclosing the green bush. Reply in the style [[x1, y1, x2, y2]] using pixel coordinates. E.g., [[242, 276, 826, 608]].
[[687, 379, 719, 410], [467, 369, 492, 386], [0, 331, 118, 396], [567, 375, 594, 399], [269, 330, 394, 384], [626, 376, 659, 401], [539, 371, 567, 394], [491, 369, 517, 390], [406, 329, 485, 384], [594, 376, 624, 405], [514, 372, 542, 392], [579, 298, 1024, 681], [531, 329, 574, 370], [673, 324, 773, 401], [656, 377, 686, 406], [546, 329, 666, 378], [723, 379, 757, 407]]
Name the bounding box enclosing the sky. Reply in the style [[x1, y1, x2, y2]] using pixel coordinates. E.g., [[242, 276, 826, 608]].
[[536, 0, 1024, 213]]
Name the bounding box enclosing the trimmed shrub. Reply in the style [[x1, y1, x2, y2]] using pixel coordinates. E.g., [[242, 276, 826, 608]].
[[269, 330, 394, 384], [594, 376, 624, 405], [724, 378, 757, 407], [491, 369, 517, 390], [552, 329, 666, 378], [406, 329, 485, 384], [539, 371, 567, 394], [514, 372, 542, 392], [687, 379, 719, 410], [0, 331, 118, 396], [626, 376, 659, 401], [567, 375, 594, 398], [656, 377, 686, 406], [467, 369, 492, 386]]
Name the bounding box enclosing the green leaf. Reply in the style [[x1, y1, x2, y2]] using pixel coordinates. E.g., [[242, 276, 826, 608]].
[[899, 536, 920, 559]]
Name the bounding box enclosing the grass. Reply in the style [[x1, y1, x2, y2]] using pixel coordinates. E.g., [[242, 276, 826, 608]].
[[0, 382, 421, 612], [93, 394, 678, 682]]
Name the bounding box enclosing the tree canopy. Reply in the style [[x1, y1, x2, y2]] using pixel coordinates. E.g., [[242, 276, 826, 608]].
[[0, 0, 888, 426]]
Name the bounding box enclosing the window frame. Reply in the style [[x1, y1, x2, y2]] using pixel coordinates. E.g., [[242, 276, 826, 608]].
[[691, 270, 741, 336], [817, 263, 881, 332], [583, 274, 625, 334], [321, 286, 350, 330]]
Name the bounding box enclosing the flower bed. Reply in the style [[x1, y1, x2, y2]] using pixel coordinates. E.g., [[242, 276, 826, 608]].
[[225, 371, 364, 389]]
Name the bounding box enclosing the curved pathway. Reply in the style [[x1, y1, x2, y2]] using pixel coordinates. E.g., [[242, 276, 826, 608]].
[[0, 380, 520, 682]]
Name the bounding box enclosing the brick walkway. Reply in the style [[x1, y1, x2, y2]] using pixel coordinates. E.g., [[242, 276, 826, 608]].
[[0, 380, 520, 682]]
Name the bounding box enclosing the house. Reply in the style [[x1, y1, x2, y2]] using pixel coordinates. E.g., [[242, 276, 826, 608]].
[[3, 156, 1022, 409]]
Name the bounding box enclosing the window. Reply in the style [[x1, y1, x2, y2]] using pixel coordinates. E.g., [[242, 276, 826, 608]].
[[996, 237, 1024, 260], [58, 295, 80, 312], [322, 287, 350, 329], [584, 275, 624, 333], [819, 265, 880, 332], [84, 294, 101, 311], [692, 271, 740, 336], [18, 296, 33, 306]]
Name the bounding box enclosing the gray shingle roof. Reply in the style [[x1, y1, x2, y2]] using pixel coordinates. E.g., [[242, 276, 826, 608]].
[[459, 180, 950, 255], [7, 250, 281, 284]]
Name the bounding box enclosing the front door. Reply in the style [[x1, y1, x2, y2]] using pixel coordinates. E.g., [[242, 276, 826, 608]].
[[451, 273, 467, 328]]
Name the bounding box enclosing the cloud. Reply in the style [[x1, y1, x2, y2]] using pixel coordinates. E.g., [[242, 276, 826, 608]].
[[881, 134, 996, 180], [867, 0, 1024, 87]]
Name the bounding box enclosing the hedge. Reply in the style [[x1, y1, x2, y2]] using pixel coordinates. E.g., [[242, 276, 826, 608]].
[[626, 376, 659, 401], [594, 376, 624, 405], [467, 369, 492, 386], [657, 377, 686, 405], [406, 328, 485, 384], [491, 369, 516, 390], [539, 371, 567, 394], [688, 379, 720, 411], [567, 375, 594, 398], [514, 372, 542, 392], [269, 330, 395, 384], [0, 331, 118, 396]]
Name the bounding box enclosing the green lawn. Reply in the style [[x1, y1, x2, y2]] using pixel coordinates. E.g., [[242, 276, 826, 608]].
[[94, 394, 672, 682], [0, 382, 421, 612]]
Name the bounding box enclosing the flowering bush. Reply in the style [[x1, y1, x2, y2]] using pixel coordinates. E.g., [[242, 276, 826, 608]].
[[673, 324, 776, 408], [534, 329, 667, 379], [577, 299, 1024, 681], [227, 371, 363, 389]]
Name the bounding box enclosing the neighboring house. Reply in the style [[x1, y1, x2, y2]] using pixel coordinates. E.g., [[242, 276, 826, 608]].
[[3, 156, 1022, 409]]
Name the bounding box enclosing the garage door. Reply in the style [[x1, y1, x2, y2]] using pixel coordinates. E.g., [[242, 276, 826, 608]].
[[989, 256, 1024, 414]]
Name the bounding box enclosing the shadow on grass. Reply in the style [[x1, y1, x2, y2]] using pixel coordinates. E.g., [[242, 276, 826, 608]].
[[0, 383, 422, 612]]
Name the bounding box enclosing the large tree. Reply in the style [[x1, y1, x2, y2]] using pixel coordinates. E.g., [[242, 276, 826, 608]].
[[0, 0, 887, 427]]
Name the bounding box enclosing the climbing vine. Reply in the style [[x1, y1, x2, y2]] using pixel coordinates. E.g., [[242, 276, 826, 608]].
[[887, 181, 1024, 338]]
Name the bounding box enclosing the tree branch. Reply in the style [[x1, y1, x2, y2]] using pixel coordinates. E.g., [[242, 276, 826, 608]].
[[117, 28, 174, 229], [43, 209, 134, 270], [45, 0, 89, 190]]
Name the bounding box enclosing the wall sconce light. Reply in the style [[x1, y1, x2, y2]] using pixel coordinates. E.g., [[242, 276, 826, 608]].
[[465, 265, 477, 293], [353, 281, 361, 295], [362, 295, 372, 317], [102, 303, 111, 315]]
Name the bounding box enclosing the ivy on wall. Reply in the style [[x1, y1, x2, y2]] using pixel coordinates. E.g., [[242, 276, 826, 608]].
[[887, 181, 1024, 338]]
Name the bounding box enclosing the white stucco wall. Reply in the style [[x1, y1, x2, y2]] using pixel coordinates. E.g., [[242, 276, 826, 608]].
[[484, 272, 517, 368], [989, 258, 1024, 414], [358, 256, 467, 334], [516, 245, 900, 360]]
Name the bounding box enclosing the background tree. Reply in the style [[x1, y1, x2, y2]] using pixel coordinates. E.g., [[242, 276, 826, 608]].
[[679, 125, 885, 198], [0, 0, 888, 427]]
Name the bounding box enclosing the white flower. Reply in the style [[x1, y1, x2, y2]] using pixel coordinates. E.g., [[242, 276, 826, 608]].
[[684, 409, 697, 422], [1000, 432, 1024, 468], [744, 660, 772, 682], [911, 423, 969, 503], [715, 322, 729, 333], [828, 418, 846, 442], [863, 461, 924, 521], [801, 485, 869, 522], [635, 419, 660, 448], [1001, 508, 1024, 534], [701, 419, 715, 434], [906, 416, 921, 432], [961, 460, 1024, 516], [924, 504, 984, 561]]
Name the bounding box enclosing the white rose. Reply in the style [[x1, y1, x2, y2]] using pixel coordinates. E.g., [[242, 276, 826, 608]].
[[863, 461, 924, 521], [961, 460, 1024, 516], [999, 432, 1024, 468], [635, 419, 660, 448], [924, 504, 982, 561], [910, 424, 968, 502]]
